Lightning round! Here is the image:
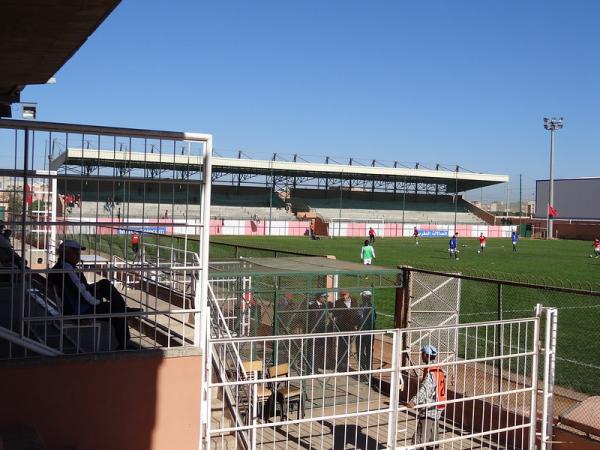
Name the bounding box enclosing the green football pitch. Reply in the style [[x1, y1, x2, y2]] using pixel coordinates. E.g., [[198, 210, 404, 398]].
[[211, 235, 600, 283]]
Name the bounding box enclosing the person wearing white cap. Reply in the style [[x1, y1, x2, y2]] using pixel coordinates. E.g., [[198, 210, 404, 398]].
[[49, 240, 138, 350], [407, 344, 447, 448]]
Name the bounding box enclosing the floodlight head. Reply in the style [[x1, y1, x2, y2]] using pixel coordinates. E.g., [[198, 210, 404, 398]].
[[543, 116, 564, 131]]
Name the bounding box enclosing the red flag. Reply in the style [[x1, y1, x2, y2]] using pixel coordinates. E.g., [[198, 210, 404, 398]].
[[25, 184, 33, 206], [547, 204, 558, 218]]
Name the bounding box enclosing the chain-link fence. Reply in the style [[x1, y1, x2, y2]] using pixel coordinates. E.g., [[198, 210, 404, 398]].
[[398, 266, 600, 441], [209, 240, 320, 260], [209, 259, 401, 341]]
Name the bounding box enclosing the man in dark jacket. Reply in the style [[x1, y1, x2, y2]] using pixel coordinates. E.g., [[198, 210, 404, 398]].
[[307, 292, 329, 372], [333, 291, 360, 371], [48, 240, 137, 350]]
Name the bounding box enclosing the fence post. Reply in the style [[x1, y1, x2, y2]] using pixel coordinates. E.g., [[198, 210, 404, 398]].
[[529, 304, 542, 450], [396, 266, 412, 367], [387, 329, 402, 448], [497, 283, 503, 393], [251, 382, 257, 450], [541, 307, 558, 450]]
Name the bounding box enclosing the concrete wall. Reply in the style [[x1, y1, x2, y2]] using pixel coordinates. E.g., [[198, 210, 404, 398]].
[[0, 349, 202, 450]]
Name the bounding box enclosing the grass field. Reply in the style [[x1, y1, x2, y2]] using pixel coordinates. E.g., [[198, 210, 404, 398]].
[[211, 235, 600, 285], [211, 235, 600, 394]]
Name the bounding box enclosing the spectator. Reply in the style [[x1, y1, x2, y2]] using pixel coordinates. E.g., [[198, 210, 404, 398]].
[[308, 292, 329, 372], [333, 290, 359, 371], [357, 290, 376, 373], [407, 345, 447, 449], [0, 229, 25, 282], [131, 233, 140, 255], [48, 240, 140, 350], [309, 221, 316, 240], [275, 292, 293, 333], [368, 227, 375, 244], [2, 228, 12, 243]]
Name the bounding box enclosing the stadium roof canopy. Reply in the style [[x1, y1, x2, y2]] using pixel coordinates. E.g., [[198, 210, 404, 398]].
[[50, 147, 508, 193], [0, 0, 121, 117]]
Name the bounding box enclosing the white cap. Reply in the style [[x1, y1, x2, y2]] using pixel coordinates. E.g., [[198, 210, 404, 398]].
[[361, 290, 372, 297]]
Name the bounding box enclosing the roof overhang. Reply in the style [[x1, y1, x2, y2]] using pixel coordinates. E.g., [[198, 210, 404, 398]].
[[50, 148, 508, 192], [0, 0, 121, 116]]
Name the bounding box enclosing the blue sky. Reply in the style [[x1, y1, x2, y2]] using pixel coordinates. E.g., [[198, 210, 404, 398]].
[[21, 0, 600, 201]]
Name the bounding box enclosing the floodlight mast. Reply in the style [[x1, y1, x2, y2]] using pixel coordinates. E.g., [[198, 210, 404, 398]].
[[543, 117, 564, 240]]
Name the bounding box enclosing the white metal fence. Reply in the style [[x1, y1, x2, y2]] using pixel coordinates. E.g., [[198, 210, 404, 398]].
[[205, 307, 558, 450], [0, 119, 212, 358]]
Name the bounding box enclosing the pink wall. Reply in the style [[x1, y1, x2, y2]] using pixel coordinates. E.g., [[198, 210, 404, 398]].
[[210, 219, 223, 235], [0, 352, 202, 450], [288, 221, 311, 236]]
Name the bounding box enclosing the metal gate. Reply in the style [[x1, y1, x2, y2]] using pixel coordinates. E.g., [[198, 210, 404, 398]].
[[205, 307, 558, 450], [408, 271, 461, 367]]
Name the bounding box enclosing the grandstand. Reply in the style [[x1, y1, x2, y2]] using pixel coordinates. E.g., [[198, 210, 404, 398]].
[[290, 188, 485, 224], [62, 182, 484, 225], [51, 146, 509, 234]]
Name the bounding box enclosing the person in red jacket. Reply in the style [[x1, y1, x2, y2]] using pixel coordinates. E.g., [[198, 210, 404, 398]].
[[478, 233, 486, 253], [131, 233, 140, 255]]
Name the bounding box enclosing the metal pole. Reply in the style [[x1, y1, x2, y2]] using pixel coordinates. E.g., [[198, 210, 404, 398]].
[[387, 329, 402, 448], [497, 283, 503, 393], [529, 304, 543, 450], [519, 174, 523, 217], [454, 172, 458, 234], [547, 129, 555, 239], [541, 307, 558, 450], [338, 172, 343, 237], [20, 128, 30, 338], [506, 181, 510, 216], [268, 171, 273, 236], [402, 177, 406, 235]]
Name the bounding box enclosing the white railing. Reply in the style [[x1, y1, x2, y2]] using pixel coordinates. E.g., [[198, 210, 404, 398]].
[[206, 310, 557, 450], [206, 282, 252, 449], [0, 118, 212, 358]]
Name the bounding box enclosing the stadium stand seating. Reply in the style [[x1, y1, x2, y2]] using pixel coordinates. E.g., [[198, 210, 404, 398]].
[[290, 189, 485, 224], [60, 182, 291, 220], [59, 180, 483, 224]]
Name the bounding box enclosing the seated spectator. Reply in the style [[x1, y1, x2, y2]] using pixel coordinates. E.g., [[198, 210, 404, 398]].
[[0, 227, 25, 281], [48, 240, 139, 350]]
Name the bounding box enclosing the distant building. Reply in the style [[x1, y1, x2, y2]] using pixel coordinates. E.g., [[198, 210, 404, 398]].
[[536, 178, 600, 220]]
